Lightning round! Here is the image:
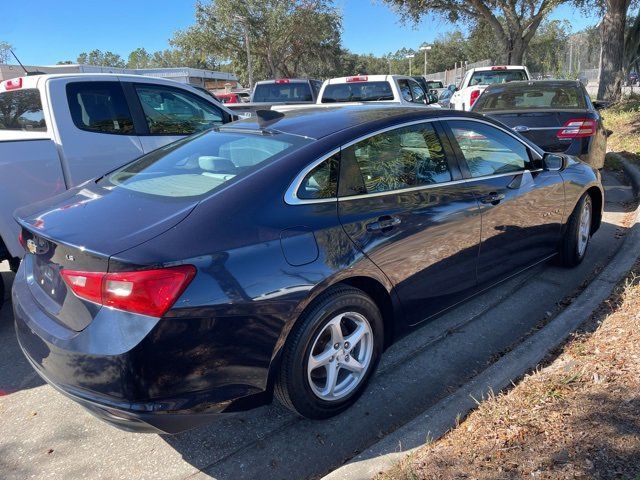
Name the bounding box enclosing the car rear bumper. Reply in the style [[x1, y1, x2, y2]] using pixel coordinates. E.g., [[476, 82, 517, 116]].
[[12, 263, 271, 434]]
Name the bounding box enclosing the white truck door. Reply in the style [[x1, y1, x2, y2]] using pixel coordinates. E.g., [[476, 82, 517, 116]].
[[126, 81, 227, 153], [47, 78, 144, 187]]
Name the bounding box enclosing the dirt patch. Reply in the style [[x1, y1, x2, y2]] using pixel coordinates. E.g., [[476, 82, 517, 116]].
[[379, 265, 640, 480]]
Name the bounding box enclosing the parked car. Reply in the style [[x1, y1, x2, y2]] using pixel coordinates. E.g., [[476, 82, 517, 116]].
[[471, 80, 607, 169], [450, 65, 531, 111], [0, 73, 236, 308], [217, 92, 242, 103], [13, 105, 603, 433], [315, 75, 440, 107], [226, 78, 322, 116]]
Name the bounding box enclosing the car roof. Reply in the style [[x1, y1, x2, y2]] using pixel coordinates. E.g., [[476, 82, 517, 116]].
[[221, 105, 485, 140], [483, 80, 583, 90], [323, 75, 413, 85], [254, 79, 316, 85]]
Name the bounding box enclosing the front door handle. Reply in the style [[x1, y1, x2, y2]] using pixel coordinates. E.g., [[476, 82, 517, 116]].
[[366, 215, 401, 232], [480, 192, 505, 205]]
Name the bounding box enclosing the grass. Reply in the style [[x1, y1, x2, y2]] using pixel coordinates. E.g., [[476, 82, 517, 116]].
[[604, 93, 640, 156], [378, 265, 640, 480]]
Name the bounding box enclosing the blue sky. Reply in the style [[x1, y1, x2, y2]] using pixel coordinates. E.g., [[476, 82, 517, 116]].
[[3, 1, 599, 66]]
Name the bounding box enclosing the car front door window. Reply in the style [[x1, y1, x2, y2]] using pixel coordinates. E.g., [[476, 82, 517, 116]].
[[447, 120, 530, 177]]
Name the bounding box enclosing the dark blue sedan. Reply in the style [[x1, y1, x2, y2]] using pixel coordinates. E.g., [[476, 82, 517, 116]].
[[13, 106, 603, 433]]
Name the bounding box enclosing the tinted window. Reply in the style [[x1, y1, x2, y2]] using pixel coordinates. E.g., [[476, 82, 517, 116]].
[[343, 123, 451, 195], [409, 79, 426, 103], [101, 131, 310, 198], [252, 82, 313, 103], [474, 85, 587, 111], [0, 89, 46, 131], [67, 82, 134, 135], [448, 120, 529, 177], [321, 81, 393, 103], [426, 81, 444, 89], [135, 84, 223, 135], [298, 155, 339, 200], [469, 69, 527, 86], [398, 80, 413, 102]]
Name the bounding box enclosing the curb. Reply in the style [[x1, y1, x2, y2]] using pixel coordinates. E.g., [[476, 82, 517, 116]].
[[322, 162, 640, 480], [608, 151, 640, 196]]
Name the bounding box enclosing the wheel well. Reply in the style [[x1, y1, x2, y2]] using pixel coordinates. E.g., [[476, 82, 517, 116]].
[[339, 276, 396, 349], [586, 186, 603, 233]]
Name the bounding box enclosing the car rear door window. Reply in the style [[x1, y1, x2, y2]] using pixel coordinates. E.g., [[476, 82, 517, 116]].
[[342, 123, 452, 195], [447, 120, 529, 177], [67, 82, 134, 135], [134, 84, 224, 135], [0, 89, 47, 132]]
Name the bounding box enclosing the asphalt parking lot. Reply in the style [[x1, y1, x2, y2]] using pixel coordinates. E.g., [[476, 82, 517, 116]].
[[0, 170, 635, 480]]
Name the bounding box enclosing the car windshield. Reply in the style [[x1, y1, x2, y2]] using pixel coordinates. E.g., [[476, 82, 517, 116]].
[[469, 70, 527, 86], [321, 81, 394, 103], [100, 130, 310, 198], [474, 85, 586, 111], [252, 82, 313, 103], [426, 81, 444, 89]]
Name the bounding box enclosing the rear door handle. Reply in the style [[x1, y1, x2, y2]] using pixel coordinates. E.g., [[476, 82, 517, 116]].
[[480, 192, 505, 204], [366, 215, 401, 232]]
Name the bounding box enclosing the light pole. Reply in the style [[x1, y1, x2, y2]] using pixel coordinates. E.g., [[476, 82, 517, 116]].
[[405, 54, 415, 76], [233, 15, 253, 89], [420, 44, 432, 76]]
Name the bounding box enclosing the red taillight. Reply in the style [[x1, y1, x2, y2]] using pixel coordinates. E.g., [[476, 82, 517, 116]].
[[18, 231, 26, 249], [469, 89, 481, 107], [556, 118, 597, 139], [4, 78, 23, 90], [491, 66, 507, 70], [275, 79, 290, 84], [61, 266, 196, 317], [346, 75, 368, 83]]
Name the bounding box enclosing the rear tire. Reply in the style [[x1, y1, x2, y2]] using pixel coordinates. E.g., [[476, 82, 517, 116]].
[[275, 286, 383, 419], [558, 193, 593, 267]]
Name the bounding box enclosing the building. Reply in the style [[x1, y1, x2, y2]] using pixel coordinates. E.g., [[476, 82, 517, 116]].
[[0, 64, 239, 90]]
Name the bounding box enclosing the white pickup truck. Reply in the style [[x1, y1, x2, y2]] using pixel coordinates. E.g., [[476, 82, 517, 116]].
[[449, 65, 531, 111], [0, 73, 235, 303], [315, 75, 440, 107]]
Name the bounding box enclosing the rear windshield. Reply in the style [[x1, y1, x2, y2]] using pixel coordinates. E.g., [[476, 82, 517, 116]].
[[252, 82, 313, 103], [474, 85, 587, 111], [426, 81, 444, 89], [100, 130, 310, 198], [469, 70, 527, 86], [321, 81, 394, 103], [0, 89, 47, 132]]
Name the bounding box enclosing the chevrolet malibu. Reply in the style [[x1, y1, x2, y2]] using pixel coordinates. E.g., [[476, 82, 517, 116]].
[[13, 106, 603, 433]]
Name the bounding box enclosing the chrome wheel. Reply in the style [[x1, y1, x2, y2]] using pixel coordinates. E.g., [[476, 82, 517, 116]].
[[578, 197, 592, 257], [307, 312, 373, 401]]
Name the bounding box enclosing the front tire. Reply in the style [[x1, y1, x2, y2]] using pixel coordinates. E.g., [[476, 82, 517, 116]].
[[559, 193, 593, 267], [275, 286, 383, 419]]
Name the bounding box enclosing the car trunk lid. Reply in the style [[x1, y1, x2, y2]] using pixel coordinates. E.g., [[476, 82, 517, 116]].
[[15, 181, 199, 331], [485, 109, 591, 152]]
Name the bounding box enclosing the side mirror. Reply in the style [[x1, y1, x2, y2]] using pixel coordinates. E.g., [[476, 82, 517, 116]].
[[593, 100, 608, 110], [542, 153, 566, 171], [426, 93, 439, 104]]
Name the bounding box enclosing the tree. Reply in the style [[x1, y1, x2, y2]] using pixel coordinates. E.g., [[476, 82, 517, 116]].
[[597, 0, 632, 99], [172, 0, 342, 84], [77, 49, 125, 68], [526, 20, 571, 75], [383, 0, 565, 65], [127, 48, 152, 69]]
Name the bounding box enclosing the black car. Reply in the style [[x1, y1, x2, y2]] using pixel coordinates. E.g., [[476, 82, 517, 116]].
[[13, 106, 603, 433], [471, 80, 607, 169]]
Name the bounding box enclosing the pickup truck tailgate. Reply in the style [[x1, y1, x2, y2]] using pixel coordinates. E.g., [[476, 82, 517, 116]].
[[0, 137, 66, 258]]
